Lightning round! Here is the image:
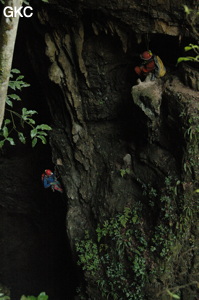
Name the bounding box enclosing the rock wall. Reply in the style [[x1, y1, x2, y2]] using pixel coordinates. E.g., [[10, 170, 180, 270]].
[[12, 0, 199, 299]]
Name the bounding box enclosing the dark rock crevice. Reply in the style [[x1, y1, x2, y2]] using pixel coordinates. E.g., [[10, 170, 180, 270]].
[[0, 19, 78, 298], [0, 146, 77, 299]]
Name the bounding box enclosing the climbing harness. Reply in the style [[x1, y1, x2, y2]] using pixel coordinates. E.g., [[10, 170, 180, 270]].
[[50, 180, 63, 193]]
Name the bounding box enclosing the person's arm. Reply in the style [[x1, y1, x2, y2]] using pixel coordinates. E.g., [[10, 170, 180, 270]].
[[142, 60, 155, 73]]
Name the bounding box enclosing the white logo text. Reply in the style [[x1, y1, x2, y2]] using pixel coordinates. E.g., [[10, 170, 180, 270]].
[[3, 6, 33, 18]]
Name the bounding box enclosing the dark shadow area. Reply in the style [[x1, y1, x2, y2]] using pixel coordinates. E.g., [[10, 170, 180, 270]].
[[119, 98, 148, 146], [0, 145, 77, 300], [0, 13, 77, 300], [149, 34, 180, 67]]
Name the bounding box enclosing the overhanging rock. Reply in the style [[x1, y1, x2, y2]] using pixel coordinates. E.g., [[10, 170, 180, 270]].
[[131, 78, 163, 141]]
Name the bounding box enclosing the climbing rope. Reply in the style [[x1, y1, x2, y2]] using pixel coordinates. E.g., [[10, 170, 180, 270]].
[[145, 33, 150, 50], [145, 0, 151, 50]]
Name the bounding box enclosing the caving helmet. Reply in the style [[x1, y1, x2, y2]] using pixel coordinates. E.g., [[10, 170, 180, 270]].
[[45, 169, 53, 176], [140, 50, 153, 60]]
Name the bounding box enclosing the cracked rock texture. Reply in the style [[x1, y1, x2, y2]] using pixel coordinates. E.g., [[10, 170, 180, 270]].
[[26, 1, 198, 298], [0, 0, 198, 299]]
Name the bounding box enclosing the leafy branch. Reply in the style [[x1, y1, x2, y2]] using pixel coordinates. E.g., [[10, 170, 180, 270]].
[[21, 292, 48, 300], [177, 6, 199, 64], [0, 69, 52, 148], [0, 291, 48, 300], [177, 44, 199, 64], [183, 5, 199, 41]]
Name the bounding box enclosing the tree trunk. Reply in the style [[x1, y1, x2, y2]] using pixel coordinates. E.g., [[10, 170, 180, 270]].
[[0, 0, 23, 129]]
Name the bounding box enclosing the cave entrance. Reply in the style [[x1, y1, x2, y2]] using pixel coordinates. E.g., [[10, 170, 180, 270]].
[[0, 14, 77, 300]]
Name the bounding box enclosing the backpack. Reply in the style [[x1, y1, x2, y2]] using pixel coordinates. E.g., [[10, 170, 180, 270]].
[[154, 55, 166, 77]]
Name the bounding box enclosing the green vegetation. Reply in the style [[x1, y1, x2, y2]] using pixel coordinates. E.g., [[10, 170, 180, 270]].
[[76, 171, 199, 299], [0, 0, 50, 129], [182, 113, 199, 180], [119, 167, 131, 178], [0, 293, 9, 300], [76, 206, 148, 300], [177, 5, 199, 64], [0, 291, 48, 300], [0, 69, 52, 149], [20, 293, 48, 300], [177, 44, 199, 64]]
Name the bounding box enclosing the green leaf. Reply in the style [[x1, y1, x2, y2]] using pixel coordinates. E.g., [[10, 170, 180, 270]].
[[194, 189, 199, 193], [6, 98, 13, 107], [36, 124, 52, 131], [32, 138, 38, 147], [0, 140, 5, 148], [18, 132, 26, 144], [30, 128, 38, 138], [4, 119, 11, 125], [184, 46, 193, 52], [21, 83, 30, 88], [120, 169, 125, 178], [37, 136, 47, 144], [8, 81, 16, 90], [22, 107, 27, 116], [37, 131, 48, 136], [16, 75, 24, 81], [14, 82, 22, 90], [26, 110, 38, 115], [37, 292, 48, 300], [11, 68, 20, 74], [6, 137, 15, 146], [20, 296, 36, 300], [8, 94, 21, 100], [27, 119, 36, 125], [133, 249, 141, 255], [184, 44, 199, 52], [183, 5, 192, 15], [132, 215, 138, 224], [3, 126, 8, 138], [166, 289, 180, 299], [177, 56, 196, 64]]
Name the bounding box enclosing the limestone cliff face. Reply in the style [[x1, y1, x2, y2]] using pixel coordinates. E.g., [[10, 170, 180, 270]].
[[23, 0, 199, 299]]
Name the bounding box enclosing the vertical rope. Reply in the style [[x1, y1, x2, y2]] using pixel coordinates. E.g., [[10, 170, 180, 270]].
[[145, 33, 149, 50], [145, 0, 151, 50]]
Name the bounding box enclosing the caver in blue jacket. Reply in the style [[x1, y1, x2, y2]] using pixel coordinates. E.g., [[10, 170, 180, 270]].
[[42, 169, 63, 193], [43, 174, 56, 188]]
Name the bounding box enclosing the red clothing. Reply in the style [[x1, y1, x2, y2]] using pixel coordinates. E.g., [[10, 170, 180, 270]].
[[134, 59, 156, 76]]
